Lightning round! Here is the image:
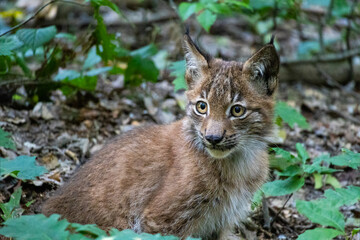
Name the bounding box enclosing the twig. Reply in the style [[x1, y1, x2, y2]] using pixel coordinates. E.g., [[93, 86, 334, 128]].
[[262, 196, 271, 229], [270, 193, 293, 227], [0, 0, 87, 38]]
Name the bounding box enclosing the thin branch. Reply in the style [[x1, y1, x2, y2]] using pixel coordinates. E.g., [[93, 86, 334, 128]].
[[0, 0, 87, 38], [270, 193, 293, 227]]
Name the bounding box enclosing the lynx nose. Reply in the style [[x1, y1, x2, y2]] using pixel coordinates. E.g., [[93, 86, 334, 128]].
[[205, 135, 223, 145]]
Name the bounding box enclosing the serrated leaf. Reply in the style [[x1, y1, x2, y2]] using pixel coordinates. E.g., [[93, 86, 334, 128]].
[[297, 228, 343, 240], [0, 35, 23, 56], [0, 156, 47, 180], [296, 200, 345, 231], [179, 2, 198, 20], [16, 26, 57, 51], [0, 128, 16, 150], [275, 101, 310, 129], [262, 175, 305, 197], [0, 187, 24, 221], [196, 9, 217, 32], [169, 60, 187, 92], [325, 149, 360, 169], [0, 214, 71, 240], [296, 143, 309, 164], [324, 186, 360, 208]]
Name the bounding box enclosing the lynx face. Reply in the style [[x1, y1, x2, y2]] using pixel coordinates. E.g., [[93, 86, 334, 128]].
[[183, 34, 280, 159]]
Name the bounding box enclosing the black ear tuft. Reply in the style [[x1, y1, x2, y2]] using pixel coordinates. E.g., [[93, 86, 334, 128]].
[[269, 34, 275, 45]]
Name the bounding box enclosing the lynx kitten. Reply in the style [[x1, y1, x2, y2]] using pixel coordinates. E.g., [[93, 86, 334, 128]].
[[42, 33, 280, 240]]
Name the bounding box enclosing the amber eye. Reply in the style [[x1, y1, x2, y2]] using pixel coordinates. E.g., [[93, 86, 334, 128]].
[[231, 105, 246, 117], [196, 101, 208, 114]]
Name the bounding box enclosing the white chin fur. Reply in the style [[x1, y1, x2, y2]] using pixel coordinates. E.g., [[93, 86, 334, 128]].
[[206, 148, 232, 159]]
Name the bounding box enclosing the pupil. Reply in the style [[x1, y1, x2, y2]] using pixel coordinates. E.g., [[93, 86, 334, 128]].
[[235, 106, 240, 113], [200, 103, 205, 109]]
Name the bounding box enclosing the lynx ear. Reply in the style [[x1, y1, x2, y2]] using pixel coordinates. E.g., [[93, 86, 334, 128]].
[[183, 33, 210, 88], [243, 42, 280, 96]]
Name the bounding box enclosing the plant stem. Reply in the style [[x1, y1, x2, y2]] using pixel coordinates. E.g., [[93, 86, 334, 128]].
[[0, 0, 87, 38]]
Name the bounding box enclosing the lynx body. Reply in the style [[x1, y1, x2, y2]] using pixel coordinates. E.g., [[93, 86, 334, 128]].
[[42, 34, 280, 240]]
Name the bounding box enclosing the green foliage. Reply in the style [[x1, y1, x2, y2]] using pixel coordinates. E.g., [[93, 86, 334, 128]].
[[0, 35, 23, 56], [275, 101, 310, 129], [0, 214, 199, 240], [262, 175, 304, 197], [178, 0, 251, 32], [265, 145, 360, 197], [169, 60, 187, 92], [0, 187, 23, 221], [0, 128, 16, 150], [297, 228, 343, 240], [296, 186, 360, 239], [16, 26, 57, 52], [0, 155, 47, 180]]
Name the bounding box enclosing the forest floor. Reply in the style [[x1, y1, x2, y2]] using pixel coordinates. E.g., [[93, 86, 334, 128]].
[[1, 1, 360, 239]]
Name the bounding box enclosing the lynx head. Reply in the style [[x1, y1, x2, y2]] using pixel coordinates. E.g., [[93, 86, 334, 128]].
[[183, 33, 280, 159]]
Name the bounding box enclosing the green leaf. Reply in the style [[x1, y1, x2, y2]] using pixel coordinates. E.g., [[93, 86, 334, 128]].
[[0, 35, 23, 56], [85, 66, 112, 76], [0, 214, 71, 240], [276, 165, 303, 177], [331, 0, 350, 17], [125, 56, 159, 86], [262, 175, 305, 197], [251, 189, 264, 210], [70, 223, 106, 237], [16, 26, 57, 51], [304, 154, 339, 174], [179, 3, 198, 20], [296, 143, 309, 164], [62, 76, 98, 94], [196, 9, 217, 32], [169, 60, 187, 92], [94, 8, 116, 62], [352, 228, 360, 236], [275, 101, 310, 129], [325, 175, 341, 189], [83, 47, 101, 70], [0, 128, 16, 150], [313, 173, 323, 189], [108, 229, 183, 240], [323, 186, 360, 208], [0, 187, 24, 221], [325, 149, 360, 169], [55, 33, 77, 41], [296, 200, 345, 231], [297, 228, 343, 240], [0, 156, 47, 180], [54, 69, 81, 81], [130, 44, 158, 58], [88, 0, 122, 16]]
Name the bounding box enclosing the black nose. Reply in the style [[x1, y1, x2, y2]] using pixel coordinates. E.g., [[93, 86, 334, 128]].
[[205, 135, 223, 145]]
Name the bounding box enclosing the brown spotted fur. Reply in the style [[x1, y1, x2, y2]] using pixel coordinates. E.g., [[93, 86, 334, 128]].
[[42, 34, 280, 240]]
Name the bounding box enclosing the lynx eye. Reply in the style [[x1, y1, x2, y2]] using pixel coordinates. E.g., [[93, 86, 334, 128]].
[[231, 105, 246, 117], [196, 101, 208, 114]]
